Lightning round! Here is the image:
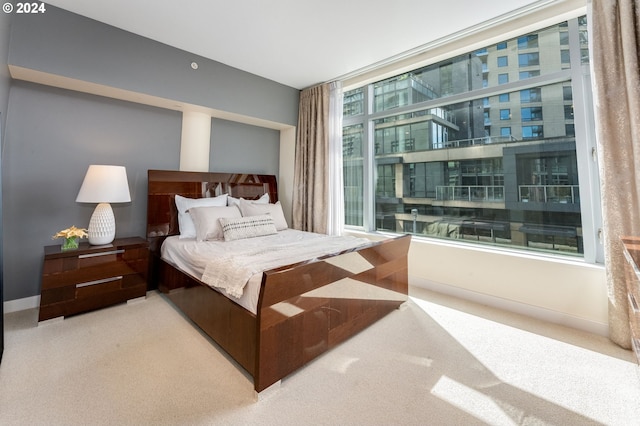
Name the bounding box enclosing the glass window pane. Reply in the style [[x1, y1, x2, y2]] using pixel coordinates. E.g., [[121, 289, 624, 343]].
[[343, 88, 364, 117], [343, 18, 588, 257], [370, 22, 570, 112], [343, 124, 364, 227]]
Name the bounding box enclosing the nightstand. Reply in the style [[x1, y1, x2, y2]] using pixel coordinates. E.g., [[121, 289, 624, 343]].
[[39, 237, 149, 322]]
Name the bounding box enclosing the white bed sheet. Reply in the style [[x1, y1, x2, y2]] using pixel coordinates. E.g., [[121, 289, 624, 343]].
[[160, 229, 370, 314]]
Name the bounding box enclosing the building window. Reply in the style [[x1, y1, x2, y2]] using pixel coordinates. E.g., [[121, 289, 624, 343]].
[[564, 104, 574, 120], [521, 88, 542, 103], [518, 34, 539, 49], [342, 17, 595, 258], [521, 107, 543, 121], [519, 52, 540, 67], [522, 125, 544, 139], [560, 31, 569, 45], [519, 70, 540, 80]]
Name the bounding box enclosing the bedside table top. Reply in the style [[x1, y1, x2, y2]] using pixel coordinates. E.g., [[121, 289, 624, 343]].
[[44, 236, 148, 258]]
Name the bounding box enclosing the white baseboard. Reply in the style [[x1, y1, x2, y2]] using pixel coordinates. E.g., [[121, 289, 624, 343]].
[[5, 280, 609, 337], [411, 277, 609, 337], [4, 295, 40, 314]]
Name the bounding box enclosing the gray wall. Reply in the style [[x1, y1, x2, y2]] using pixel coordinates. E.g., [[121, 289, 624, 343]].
[[8, 6, 299, 127], [210, 118, 279, 174], [3, 82, 180, 300], [2, 7, 299, 302]]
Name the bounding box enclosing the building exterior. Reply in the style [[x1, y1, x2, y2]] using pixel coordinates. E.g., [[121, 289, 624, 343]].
[[343, 17, 589, 255]]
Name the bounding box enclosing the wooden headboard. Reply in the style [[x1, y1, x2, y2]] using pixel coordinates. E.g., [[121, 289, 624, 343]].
[[146, 170, 278, 251]]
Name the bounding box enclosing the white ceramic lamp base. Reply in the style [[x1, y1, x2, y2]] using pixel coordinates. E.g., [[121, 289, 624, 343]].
[[87, 202, 116, 245]]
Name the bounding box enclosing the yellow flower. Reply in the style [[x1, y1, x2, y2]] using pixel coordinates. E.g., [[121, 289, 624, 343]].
[[52, 225, 88, 240]]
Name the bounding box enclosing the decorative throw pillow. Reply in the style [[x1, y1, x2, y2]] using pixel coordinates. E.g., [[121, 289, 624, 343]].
[[219, 214, 278, 241], [174, 193, 228, 239], [188, 205, 241, 242], [227, 192, 270, 207], [238, 199, 288, 230]]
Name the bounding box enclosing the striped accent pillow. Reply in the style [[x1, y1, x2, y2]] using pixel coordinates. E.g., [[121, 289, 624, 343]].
[[219, 214, 278, 241]]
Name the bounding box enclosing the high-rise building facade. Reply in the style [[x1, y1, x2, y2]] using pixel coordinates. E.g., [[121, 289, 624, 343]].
[[343, 17, 591, 256]]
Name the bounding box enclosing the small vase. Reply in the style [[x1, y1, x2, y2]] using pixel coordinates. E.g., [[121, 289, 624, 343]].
[[61, 236, 79, 251]]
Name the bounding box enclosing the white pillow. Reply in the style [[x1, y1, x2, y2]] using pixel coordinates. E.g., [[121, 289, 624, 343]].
[[228, 192, 270, 206], [174, 194, 228, 238], [189, 205, 241, 242], [219, 214, 277, 241], [238, 199, 288, 230]]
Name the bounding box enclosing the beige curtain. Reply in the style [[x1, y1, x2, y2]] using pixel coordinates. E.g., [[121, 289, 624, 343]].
[[292, 83, 330, 233], [591, 0, 640, 348]]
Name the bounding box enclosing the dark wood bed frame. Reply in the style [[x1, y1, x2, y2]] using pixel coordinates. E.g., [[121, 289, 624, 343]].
[[146, 169, 410, 393]]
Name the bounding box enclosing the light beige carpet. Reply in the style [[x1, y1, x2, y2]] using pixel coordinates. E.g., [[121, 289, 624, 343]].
[[1, 287, 639, 425]]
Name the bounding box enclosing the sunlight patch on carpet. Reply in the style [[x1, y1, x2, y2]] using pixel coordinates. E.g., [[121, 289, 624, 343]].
[[432, 375, 519, 425], [410, 295, 640, 424]]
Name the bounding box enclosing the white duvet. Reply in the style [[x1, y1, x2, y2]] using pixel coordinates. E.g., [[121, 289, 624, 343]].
[[161, 229, 370, 314]]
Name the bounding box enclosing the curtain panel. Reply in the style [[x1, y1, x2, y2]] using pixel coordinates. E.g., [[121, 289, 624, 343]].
[[292, 82, 344, 235], [590, 0, 640, 348]]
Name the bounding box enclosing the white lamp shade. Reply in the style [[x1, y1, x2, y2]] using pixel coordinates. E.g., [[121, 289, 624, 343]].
[[76, 165, 131, 203], [76, 165, 131, 245]]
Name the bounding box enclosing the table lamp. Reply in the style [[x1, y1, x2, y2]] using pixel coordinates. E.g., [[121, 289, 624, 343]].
[[76, 165, 131, 245]]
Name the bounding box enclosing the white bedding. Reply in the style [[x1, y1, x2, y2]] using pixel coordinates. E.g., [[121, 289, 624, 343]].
[[161, 229, 370, 314]]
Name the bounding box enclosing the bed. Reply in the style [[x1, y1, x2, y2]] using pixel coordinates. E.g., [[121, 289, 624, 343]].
[[146, 169, 410, 393]]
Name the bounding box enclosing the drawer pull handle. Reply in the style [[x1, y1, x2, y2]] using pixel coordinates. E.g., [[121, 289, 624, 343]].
[[629, 293, 640, 313], [79, 249, 125, 259], [76, 276, 123, 288]]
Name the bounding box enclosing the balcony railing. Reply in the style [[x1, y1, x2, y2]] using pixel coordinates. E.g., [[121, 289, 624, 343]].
[[436, 185, 505, 202], [519, 185, 580, 203], [441, 135, 517, 148]]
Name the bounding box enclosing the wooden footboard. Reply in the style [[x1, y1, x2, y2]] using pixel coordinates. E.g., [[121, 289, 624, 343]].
[[155, 234, 410, 393], [254, 234, 410, 392]]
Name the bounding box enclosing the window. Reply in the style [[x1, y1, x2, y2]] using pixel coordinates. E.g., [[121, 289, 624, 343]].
[[564, 105, 574, 120], [342, 17, 596, 258], [344, 88, 364, 117], [521, 88, 542, 103], [519, 70, 540, 80], [518, 34, 538, 49], [521, 107, 543, 121], [522, 125, 544, 139], [519, 52, 540, 67]]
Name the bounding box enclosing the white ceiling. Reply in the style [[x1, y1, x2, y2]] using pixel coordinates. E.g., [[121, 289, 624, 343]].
[[44, 0, 544, 90]]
